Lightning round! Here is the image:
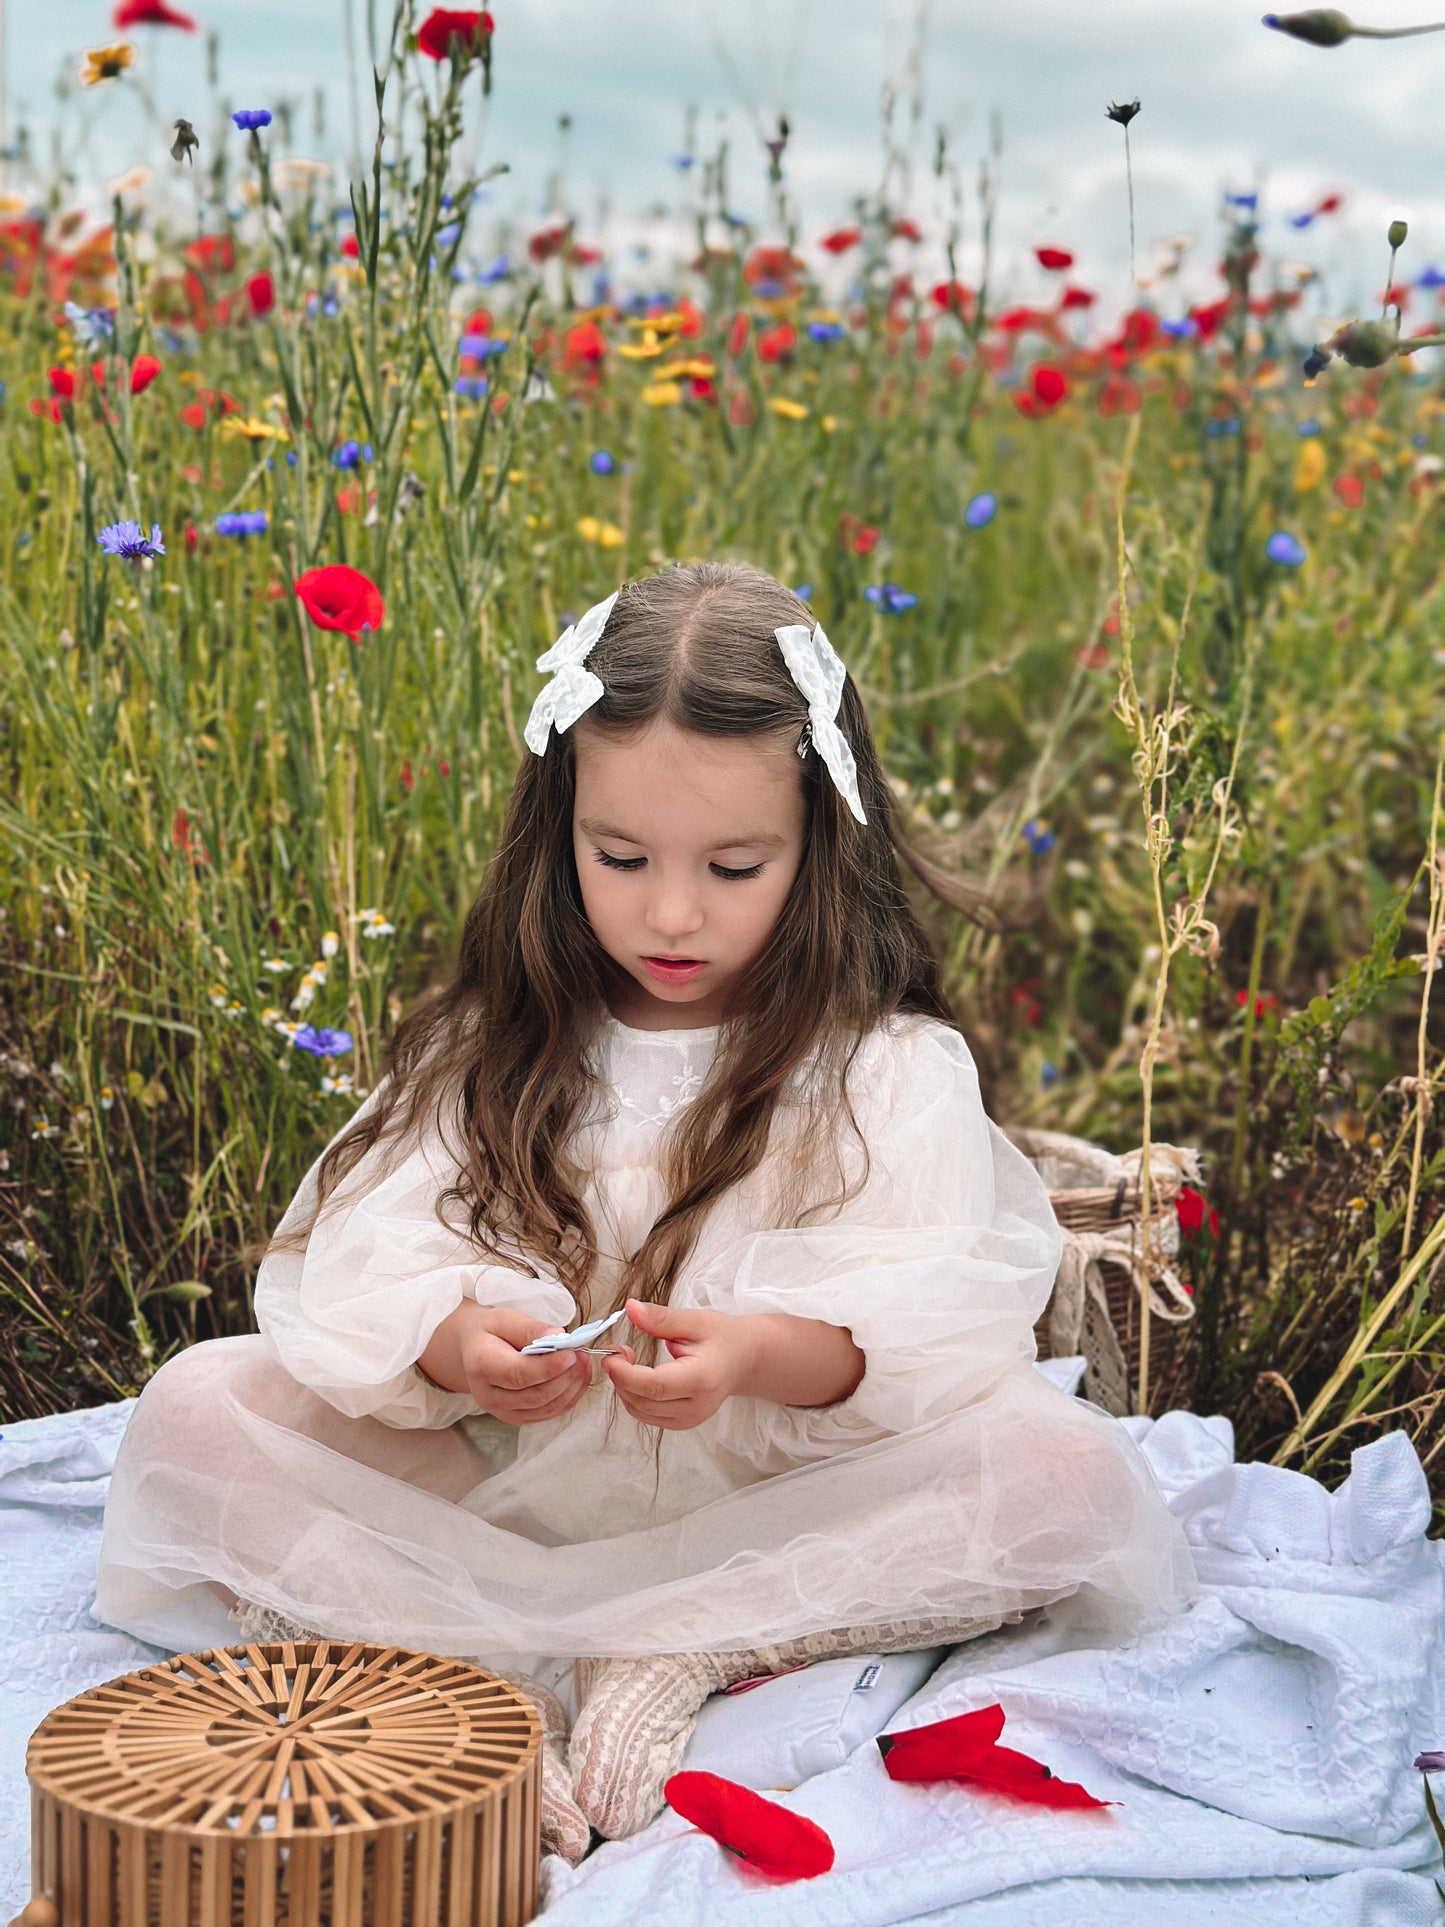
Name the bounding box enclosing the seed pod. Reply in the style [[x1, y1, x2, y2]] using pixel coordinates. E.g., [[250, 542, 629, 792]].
[[1325, 316, 1400, 367], [1262, 9, 1356, 45], [1388, 218, 1409, 249]]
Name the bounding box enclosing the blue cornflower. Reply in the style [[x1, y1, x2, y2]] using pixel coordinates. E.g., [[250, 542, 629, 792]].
[[1296, 417, 1322, 437], [215, 511, 268, 537], [232, 109, 273, 131], [1041, 1061, 1061, 1090], [864, 583, 920, 614], [793, 582, 813, 601], [441, 194, 454, 211], [1022, 819, 1056, 855], [1288, 211, 1315, 229], [753, 279, 787, 300], [460, 333, 506, 359], [64, 300, 115, 348], [479, 253, 511, 283], [671, 153, 696, 170], [807, 320, 847, 343], [1417, 265, 1445, 289], [436, 222, 461, 248], [1224, 191, 1258, 212], [1265, 531, 1307, 567], [333, 440, 372, 469], [1159, 317, 1198, 339], [1205, 417, 1241, 438], [964, 491, 998, 529], [292, 1024, 353, 1058], [590, 450, 616, 475], [454, 376, 489, 399], [322, 296, 339, 317], [97, 520, 165, 561]]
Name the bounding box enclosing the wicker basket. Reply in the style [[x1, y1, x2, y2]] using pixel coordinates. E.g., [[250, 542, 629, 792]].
[[1010, 1128, 1201, 1418], [18, 1639, 542, 1927]]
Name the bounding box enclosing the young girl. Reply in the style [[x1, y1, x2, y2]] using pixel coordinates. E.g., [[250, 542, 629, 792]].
[[94, 561, 1195, 1861]]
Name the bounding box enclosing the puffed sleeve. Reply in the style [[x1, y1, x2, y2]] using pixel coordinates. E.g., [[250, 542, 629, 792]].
[[253, 1076, 577, 1429], [693, 1017, 1062, 1467]]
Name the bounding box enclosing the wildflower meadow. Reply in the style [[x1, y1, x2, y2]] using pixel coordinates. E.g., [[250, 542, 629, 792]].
[[1, 2, 1442, 1524]]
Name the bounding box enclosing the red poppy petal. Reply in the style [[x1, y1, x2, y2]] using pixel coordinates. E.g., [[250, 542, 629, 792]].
[[878, 1707, 1114, 1810], [664, 1772, 835, 1880]]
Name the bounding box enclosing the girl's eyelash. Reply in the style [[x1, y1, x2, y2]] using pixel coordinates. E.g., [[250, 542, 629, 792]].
[[592, 851, 764, 881]]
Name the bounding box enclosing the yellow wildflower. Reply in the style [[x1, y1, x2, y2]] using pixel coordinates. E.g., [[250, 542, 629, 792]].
[[221, 416, 290, 444], [1294, 440, 1326, 491], [661, 357, 716, 380], [769, 396, 809, 421], [577, 516, 602, 543], [597, 523, 624, 548], [617, 330, 664, 361], [821, 414, 838, 432], [80, 43, 136, 86], [641, 380, 683, 406]]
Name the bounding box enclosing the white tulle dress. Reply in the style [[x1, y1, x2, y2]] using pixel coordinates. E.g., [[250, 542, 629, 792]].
[[92, 1012, 1196, 1671]]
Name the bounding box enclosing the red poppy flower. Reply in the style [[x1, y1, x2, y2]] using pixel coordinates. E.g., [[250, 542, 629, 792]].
[[757, 322, 796, 363], [46, 367, 78, 399], [1035, 245, 1074, 272], [416, 7, 494, 59], [245, 271, 275, 318], [877, 1704, 1115, 1812], [1096, 373, 1142, 416], [294, 565, 385, 642], [1060, 285, 1096, 311], [820, 226, 862, 254], [569, 243, 604, 266], [930, 279, 975, 318], [114, 0, 197, 25], [1189, 299, 1231, 342], [341, 233, 361, 260], [29, 398, 64, 422], [184, 233, 235, 277], [1015, 362, 1068, 417], [743, 244, 804, 289], [890, 218, 923, 243], [563, 319, 608, 367], [91, 354, 162, 394], [1175, 1186, 1220, 1244], [1333, 472, 1365, 509], [664, 1772, 834, 1880], [529, 220, 570, 263]]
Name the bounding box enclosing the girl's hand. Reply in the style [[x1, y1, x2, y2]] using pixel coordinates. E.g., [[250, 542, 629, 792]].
[[603, 1298, 757, 1432], [461, 1306, 593, 1425]]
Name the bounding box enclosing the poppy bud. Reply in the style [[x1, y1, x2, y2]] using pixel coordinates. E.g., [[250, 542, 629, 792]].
[[1388, 218, 1409, 250], [1261, 9, 1355, 45], [1325, 316, 1399, 367]]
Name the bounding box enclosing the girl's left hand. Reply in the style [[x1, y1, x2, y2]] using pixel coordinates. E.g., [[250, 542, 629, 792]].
[[603, 1298, 757, 1431]]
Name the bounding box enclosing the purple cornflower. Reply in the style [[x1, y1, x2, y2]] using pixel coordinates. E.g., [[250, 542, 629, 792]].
[[97, 520, 165, 561], [454, 376, 488, 399], [232, 109, 273, 131], [459, 333, 507, 359], [807, 320, 847, 343], [590, 449, 616, 475], [1023, 818, 1056, 854], [1266, 531, 1307, 567], [865, 582, 920, 614], [965, 491, 998, 529], [215, 511, 268, 537], [292, 1024, 353, 1057], [333, 440, 372, 468]]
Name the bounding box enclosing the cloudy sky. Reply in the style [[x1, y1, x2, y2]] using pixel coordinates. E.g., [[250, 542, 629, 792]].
[[11, 0, 1445, 316]]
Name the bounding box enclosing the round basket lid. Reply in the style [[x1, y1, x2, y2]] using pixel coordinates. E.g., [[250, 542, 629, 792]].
[[27, 1641, 541, 1839]]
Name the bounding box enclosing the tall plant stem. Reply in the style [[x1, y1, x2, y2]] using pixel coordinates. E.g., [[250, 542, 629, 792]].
[[1124, 124, 1136, 290], [1401, 748, 1445, 1261]]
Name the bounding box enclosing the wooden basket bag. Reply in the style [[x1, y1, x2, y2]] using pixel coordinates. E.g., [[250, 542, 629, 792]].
[[1009, 1127, 1201, 1417], [15, 1639, 542, 1927]]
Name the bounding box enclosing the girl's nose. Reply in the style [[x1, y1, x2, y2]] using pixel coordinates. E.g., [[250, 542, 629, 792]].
[[646, 881, 705, 941]]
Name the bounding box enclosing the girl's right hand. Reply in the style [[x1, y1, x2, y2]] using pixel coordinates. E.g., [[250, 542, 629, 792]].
[[461, 1306, 593, 1425]]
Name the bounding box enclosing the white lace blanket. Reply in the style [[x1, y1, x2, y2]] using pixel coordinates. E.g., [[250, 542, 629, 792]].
[[2, 1400, 1442, 1925]]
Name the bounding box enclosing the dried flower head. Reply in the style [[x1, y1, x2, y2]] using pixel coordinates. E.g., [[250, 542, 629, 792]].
[[1262, 9, 1355, 44], [1106, 100, 1141, 125]]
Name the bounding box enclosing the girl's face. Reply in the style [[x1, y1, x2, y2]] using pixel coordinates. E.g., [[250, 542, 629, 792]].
[[572, 717, 807, 1029]]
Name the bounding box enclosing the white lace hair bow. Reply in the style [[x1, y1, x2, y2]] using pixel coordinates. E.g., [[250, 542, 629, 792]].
[[523, 593, 867, 826], [522, 591, 620, 756], [773, 621, 867, 824]]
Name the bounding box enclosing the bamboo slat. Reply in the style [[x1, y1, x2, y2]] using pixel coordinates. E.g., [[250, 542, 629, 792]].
[[16, 1643, 541, 1926]]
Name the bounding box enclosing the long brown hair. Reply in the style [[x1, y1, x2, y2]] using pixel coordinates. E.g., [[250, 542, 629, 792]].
[[265, 562, 1007, 1327]]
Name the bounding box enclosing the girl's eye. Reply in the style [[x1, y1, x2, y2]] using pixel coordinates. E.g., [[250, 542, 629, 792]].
[[592, 851, 763, 881]]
